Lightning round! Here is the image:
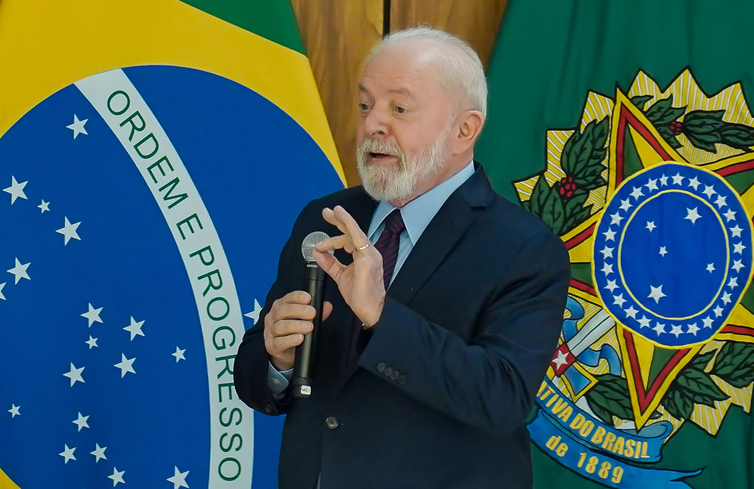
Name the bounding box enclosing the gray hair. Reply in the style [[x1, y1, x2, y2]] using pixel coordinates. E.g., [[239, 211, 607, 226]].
[[367, 26, 488, 121]]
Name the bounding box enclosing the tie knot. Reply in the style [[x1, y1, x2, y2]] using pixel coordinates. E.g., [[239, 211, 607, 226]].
[[384, 209, 405, 235]]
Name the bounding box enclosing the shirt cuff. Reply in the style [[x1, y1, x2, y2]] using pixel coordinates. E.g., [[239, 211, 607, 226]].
[[267, 361, 293, 396]]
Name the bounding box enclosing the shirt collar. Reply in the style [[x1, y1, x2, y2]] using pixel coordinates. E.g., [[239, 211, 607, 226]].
[[367, 161, 475, 244]]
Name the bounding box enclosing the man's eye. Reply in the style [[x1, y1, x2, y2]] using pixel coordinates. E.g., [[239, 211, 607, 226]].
[[395, 106, 406, 114], [359, 103, 370, 110]]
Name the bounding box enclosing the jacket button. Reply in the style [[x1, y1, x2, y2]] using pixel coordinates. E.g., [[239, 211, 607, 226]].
[[390, 370, 400, 380], [376, 362, 386, 372], [384, 367, 394, 377], [325, 416, 339, 430], [398, 375, 406, 384]]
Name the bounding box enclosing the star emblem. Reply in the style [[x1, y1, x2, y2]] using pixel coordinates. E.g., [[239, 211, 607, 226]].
[[671, 173, 684, 185], [8, 404, 20, 417], [707, 263, 715, 273], [684, 207, 702, 224], [244, 298, 263, 325], [7, 258, 30, 284], [630, 186, 644, 200], [599, 246, 614, 259], [653, 322, 666, 335], [670, 324, 684, 338], [66, 114, 89, 139], [732, 260, 745, 272], [637, 315, 651, 328], [601, 262, 613, 276], [3, 176, 28, 204], [646, 221, 657, 232], [645, 178, 659, 192], [85, 335, 98, 349], [687, 323, 700, 336], [63, 363, 85, 386], [620, 198, 633, 211], [734, 242, 747, 254], [81, 303, 104, 327], [610, 212, 624, 226], [730, 224, 743, 238], [724, 209, 737, 222], [0, 282, 5, 300], [167, 467, 190, 489], [108, 467, 126, 486], [172, 347, 186, 362], [714, 195, 728, 208], [59, 445, 77, 464], [38, 199, 50, 213], [114, 354, 136, 377], [648, 284, 667, 303], [624, 305, 638, 319], [702, 184, 716, 198], [714, 305, 724, 317], [603, 228, 616, 241], [552, 350, 570, 369], [659, 246, 668, 257], [123, 317, 145, 341], [659, 174, 669, 186], [721, 292, 732, 305], [604, 279, 619, 292], [702, 316, 714, 328], [727, 277, 739, 289], [56, 217, 82, 245], [73, 412, 90, 431], [91, 444, 107, 463], [613, 294, 627, 307], [687, 176, 701, 190]]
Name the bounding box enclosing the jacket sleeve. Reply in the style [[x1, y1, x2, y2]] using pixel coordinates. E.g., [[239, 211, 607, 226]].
[[233, 200, 315, 416], [358, 230, 570, 436]]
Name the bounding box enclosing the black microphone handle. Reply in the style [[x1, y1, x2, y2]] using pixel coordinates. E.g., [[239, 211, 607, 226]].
[[291, 263, 325, 398]]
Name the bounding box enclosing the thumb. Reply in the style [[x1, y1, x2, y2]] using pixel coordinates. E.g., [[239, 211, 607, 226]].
[[322, 301, 334, 321]]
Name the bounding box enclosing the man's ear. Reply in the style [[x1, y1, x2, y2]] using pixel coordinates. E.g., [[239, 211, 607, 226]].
[[449, 110, 484, 155]]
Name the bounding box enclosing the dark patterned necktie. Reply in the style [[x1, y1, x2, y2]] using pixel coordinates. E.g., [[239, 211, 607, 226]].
[[351, 209, 405, 362]]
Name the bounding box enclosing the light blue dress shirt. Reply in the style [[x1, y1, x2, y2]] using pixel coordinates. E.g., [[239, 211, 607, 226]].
[[266, 161, 476, 395]]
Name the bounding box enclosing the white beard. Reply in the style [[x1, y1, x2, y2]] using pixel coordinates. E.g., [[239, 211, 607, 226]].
[[357, 126, 451, 202]]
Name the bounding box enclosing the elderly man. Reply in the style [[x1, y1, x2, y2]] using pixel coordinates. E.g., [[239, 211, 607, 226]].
[[234, 27, 570, 489]]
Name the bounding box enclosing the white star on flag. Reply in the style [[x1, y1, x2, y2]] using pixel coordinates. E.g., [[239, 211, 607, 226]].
[[638, 315, 651, 328], [653, 322, 666, 335], [620, 198, 633, 211], [646, 221, 657, 232], [730, 225, 743, 238], [605, 279, 619, 293], [645, 178, 659, 192], [630, 187, 644, 200], [659, 174, 669, 186], [687, 323, 700, 336], [659, 246, 668, 257], [603, 228, 616, 241], [707, 263, 715, 273], [167, 466, 190, 489], [7, 258, 30, 284], [613, 294, 627, 307], [63, 363, 85, 386], [38, 199, 50, 213], [81, 303, 104, 327], [73, 412, 90, 431], [59, 445, 77, 464], [732, 260, 745, 272], [670, 324, 684, 338], [552, 350, 569, 369], [648, 284, 667, 303], [624, 305, 638, 319], [3, 176, 28, 204], [721, 292, 732, 305], [91, 444, 107, 462], [56, 217, 82, 245], [172, 347, 186, 362], [687, 176, 701, 190], [714, 195, 728, 209], [702, 184, 716, 198], [684, 207, 702, 224], [714, 305, 724, 317], [114, 354, 136, 377], [85, 335, 98, 349], [671, 173, 684, 185], [244, 298, 263, 325], [123, 317, 145, 340], [702, 316, 714, 328], [610, 212, 624, 226], [8, 404, 20, 417], [728, 277, 739, 289], [601, 263, 613, 276], [66, 114, 89, 139], [108, 467, 126, 486], [724, 209, 737, 222], [0, 282, 5, 300], [600, 246, 614, 259], [734, 242, 747, 254]]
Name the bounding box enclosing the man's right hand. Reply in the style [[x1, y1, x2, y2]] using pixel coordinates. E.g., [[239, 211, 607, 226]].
[[264, 290, 333, 371]]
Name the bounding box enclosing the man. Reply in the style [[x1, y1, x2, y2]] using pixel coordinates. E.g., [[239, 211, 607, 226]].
[[234, 27, 570, 489]]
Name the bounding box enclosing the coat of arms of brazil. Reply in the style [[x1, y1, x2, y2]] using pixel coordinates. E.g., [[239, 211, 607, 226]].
[[521, 69, 754, 488]]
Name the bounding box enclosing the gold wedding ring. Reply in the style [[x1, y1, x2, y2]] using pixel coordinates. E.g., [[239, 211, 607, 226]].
[[355, 243, 371, 251]]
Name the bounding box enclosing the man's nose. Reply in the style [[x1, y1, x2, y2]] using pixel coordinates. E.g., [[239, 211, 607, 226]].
[[362, 106, 391, 137]]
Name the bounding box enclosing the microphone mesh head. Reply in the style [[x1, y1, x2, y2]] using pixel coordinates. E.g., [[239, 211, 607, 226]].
[[301, 231, 331, 262]]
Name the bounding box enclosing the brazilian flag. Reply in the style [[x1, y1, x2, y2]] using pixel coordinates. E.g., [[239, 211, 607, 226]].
[[0, 1, 343, 488], [478, 1, 754, 488]]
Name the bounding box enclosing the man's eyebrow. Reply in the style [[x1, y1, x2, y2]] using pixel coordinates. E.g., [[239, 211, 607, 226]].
[[358, 84, 414, 98]]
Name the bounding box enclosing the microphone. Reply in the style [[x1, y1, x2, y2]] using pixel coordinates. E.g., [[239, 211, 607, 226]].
[[292, 231, 330, 398]]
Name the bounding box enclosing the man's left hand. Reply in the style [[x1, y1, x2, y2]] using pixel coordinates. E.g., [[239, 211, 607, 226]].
[[313, 205, 385, 327]]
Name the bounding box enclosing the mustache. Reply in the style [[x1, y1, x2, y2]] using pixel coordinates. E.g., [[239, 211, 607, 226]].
[[357, 138, 406, 161]]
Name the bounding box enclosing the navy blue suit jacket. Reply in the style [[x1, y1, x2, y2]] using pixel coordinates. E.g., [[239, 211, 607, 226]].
[[234, 165, 570, 489]]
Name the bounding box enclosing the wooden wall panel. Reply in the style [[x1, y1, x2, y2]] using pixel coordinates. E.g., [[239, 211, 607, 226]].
[[390, 0, 508, 69], [290, 0, 382, 186]]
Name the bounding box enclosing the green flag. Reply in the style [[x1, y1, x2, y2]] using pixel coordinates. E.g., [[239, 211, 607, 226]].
[[477, 1, 754, 488]]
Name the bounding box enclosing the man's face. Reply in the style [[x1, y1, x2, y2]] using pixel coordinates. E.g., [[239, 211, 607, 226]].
[[356, 46, 457, 202]]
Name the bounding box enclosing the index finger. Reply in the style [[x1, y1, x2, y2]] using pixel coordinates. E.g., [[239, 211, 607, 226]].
[[331, 205, 369, 245], [281, 290, 311, 305]]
